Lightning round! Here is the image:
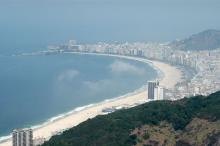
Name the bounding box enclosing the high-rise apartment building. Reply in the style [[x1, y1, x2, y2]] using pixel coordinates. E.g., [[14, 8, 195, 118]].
[[12, 128, 33, 146], [148, 81, 159, 99]]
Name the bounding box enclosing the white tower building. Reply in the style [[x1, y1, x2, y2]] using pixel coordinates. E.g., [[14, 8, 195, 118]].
[[154, 86, 164, 100]]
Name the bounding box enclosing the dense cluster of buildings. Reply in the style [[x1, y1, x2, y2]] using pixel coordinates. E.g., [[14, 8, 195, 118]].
[[46, 40, 220, 99]]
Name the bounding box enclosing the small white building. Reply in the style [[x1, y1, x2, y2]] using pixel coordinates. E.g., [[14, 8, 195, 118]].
[[154, 86, 164, 100]]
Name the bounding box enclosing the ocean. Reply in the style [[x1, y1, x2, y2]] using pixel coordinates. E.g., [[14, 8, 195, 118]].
[[0, 53, 157, 138], [1, 0, 219, 143]]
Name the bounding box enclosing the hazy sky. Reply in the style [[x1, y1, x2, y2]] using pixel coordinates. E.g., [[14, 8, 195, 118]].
[[0, 0, 220, 51]]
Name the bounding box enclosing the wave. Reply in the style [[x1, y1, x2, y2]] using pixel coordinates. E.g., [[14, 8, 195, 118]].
[[0, 135, 11, 143], [0, 84, 149, 144]]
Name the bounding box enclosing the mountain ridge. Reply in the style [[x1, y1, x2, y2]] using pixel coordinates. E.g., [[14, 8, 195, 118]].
[[169, 29, 220, 50]]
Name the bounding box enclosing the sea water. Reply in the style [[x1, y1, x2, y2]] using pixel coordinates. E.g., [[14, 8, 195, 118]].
[[0, 53, 157, 138]]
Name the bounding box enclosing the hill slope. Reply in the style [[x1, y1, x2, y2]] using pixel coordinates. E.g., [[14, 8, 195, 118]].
[[170, 29, 220, 50], [42, 91, 220, 146]]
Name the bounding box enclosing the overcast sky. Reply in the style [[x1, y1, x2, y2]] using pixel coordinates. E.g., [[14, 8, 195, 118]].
[[0, 0, 220, 52]]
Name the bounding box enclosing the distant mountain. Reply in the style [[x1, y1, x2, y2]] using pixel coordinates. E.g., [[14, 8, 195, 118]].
[[170, 29, 220, 50], [42, 91, 220, 146]]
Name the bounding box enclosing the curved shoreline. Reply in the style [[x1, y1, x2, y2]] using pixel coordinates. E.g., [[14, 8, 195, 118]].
[[0, 53, 182, 146]]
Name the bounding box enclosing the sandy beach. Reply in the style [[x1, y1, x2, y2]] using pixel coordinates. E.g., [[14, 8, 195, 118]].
[[0, 54, 182, 146]]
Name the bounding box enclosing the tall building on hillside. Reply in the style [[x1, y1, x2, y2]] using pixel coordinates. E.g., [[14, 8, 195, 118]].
[[148, 81, 159, 99], [154, 86, 164, 100], [12, 128, 33, 146]]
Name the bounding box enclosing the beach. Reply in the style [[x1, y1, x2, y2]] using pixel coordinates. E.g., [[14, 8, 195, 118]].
[[0, 54, 182, 146]]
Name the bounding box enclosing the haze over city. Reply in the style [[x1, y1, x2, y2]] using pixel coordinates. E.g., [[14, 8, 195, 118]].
[[0, 0, 220, 53], [1, 0, 220, 146]]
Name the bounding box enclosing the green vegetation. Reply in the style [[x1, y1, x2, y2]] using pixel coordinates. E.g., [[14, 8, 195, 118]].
[[132, 122, 176, 146], [133, 118, 220, 146], [42, 91, 220, 146]]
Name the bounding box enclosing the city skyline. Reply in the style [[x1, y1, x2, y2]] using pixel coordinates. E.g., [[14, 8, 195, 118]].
[[1, 0, 220, 54], [0, 0, 220, 145]]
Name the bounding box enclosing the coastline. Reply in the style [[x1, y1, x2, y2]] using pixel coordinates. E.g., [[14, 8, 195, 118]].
[[0, 53, 182, 146]]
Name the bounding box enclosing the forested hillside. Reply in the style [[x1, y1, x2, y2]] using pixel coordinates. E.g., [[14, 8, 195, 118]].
[[42, 91, 220, 146]]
